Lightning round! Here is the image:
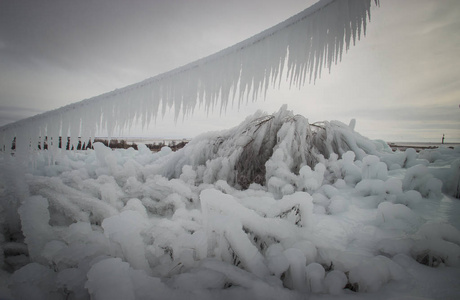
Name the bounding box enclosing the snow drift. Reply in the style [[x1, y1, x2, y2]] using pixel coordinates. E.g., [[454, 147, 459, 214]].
[[1, 106, 460, 300]]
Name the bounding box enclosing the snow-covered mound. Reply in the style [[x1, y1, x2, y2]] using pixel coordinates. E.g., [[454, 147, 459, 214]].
[[1, 106, 460, 300], [157, 105, 384, 192]]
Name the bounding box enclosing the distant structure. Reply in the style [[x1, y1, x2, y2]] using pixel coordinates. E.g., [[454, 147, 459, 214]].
[[442, 134, 445, 144]]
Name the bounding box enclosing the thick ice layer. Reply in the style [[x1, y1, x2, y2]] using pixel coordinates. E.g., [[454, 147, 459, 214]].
[[1, 107, 460, 300]]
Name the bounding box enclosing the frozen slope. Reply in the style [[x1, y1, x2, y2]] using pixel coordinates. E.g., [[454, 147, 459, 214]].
[[1, 106, 460, 300]]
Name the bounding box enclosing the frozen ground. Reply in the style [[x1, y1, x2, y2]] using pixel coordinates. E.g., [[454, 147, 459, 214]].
[[1, 106, 459, 300]]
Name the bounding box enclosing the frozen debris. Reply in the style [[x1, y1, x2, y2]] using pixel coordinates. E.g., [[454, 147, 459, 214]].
[[348, 255, 406, 292], [324, 270, 348, 295], [17, 196, 53, 262], [102, 211, 150, 272], [305, 262, 325, 293], [1, 106, 460, 299], [9, 263, 58, 300]]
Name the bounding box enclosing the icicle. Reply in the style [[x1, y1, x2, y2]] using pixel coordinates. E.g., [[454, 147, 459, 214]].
[[0, 0, 378, 154]]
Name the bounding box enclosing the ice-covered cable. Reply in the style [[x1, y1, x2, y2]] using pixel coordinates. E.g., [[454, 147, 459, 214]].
[[0, 0, 379, 154]]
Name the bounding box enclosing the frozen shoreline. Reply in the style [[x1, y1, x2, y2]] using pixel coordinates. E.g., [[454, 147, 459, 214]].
[[1, 107, 460, 299], [95, 139, 459, 152], [388, 142, 460, 152]]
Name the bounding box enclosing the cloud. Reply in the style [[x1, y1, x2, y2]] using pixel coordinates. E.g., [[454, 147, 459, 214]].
[[0, 0, 314, 122], [0, 106, 43, 127], [0, 0, 459, 142]]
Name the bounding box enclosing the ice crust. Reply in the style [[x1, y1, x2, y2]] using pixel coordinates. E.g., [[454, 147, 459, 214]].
[[1, 106, 460, 299]]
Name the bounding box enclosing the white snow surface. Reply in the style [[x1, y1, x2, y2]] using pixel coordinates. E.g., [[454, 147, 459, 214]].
[[0, 0, 379, 156], [1, 106, 460, 300]]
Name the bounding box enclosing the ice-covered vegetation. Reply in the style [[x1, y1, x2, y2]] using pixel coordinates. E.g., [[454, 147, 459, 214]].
[[1, 0, 459, 298], [1, 106, 460, 299]]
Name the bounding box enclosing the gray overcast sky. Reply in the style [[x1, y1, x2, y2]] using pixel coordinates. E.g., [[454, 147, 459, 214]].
[[0, 0, 459, 142]]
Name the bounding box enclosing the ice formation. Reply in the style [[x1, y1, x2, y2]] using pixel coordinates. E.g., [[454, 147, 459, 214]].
[[0, 0, 379, 155], [1, 106, 460, 300]]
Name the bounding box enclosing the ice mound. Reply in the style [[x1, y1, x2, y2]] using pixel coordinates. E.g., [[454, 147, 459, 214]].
[[159, 105, 381, 191], [1, 106, 460, 300]]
